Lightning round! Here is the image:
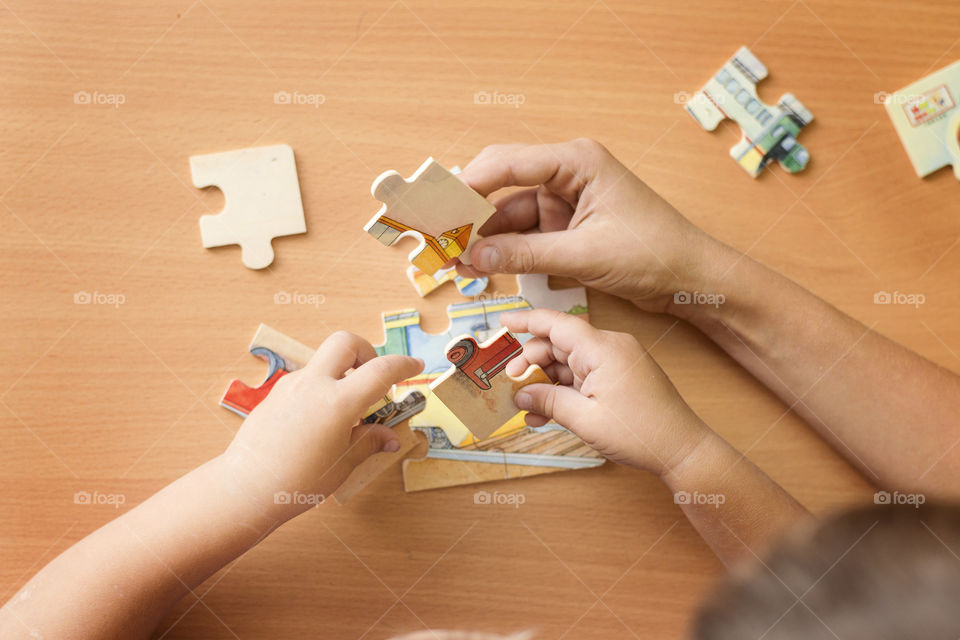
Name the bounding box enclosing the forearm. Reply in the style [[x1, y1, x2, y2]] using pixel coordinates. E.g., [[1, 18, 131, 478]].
[[673, 242, 960, 495], [0, 454, 284, 640], [661, 426, 811, 567]]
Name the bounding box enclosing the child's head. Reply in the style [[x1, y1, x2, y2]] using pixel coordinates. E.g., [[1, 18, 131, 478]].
[[693, 502, 960, 639]]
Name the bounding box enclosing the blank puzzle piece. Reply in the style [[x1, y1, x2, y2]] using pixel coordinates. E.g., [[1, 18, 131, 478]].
[[430, 328, 550, 440], [686, 46, 813, 178], [884, 60, 960, 179], [363, 157, 496, 279], [192, 144, 306, 269]]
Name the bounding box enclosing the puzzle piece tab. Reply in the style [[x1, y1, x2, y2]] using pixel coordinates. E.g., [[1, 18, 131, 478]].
[[685, 46, 813, 177], [363, 157, 496, 276], [431, 328, 550, 440], [884, 60, 960, 179], [193, 144, 306, 269], [407, 264, 489, 298]]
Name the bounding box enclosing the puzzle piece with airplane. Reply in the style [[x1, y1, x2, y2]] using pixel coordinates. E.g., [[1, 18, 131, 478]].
[[884, 60, 960, 180], [685, 46, 814, 177], [363, 157, 496, 293], [192, 144, 306, 269]]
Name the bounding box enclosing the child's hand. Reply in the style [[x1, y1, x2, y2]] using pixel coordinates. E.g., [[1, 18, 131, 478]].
[[502, 309, 709, 476], [223, 331, 423, 517], [456, 139, 727, 314]]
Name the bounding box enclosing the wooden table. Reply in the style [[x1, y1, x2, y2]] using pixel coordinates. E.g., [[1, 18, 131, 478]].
[[2, 1, 958, 637]]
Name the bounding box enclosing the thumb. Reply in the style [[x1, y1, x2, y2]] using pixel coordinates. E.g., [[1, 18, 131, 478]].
[[515, 383, 594, 432], [342, 423, 402, 469], [470, 231, 575, 276]]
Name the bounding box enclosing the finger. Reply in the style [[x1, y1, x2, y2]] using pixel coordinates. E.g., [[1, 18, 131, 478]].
[[468, 230, 580, 276], [342, 423, 402, 469], [478, 188, 575, 237], [460, 141, 603, 206], [524, 413, 551, 427], [505, 337, 569, 376], [500, 310, 601, 360], [308, 331, 377, 378], [339, 354, 425, 409], [514, 383, 595, 432]]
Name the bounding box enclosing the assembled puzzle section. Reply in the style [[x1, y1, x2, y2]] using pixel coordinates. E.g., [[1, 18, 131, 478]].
[[686, 46, 813, 177], [193, 144, 306, 269], [884, 60, 960, 180], [363, 157, 496, 284], [408, 264, 488, 298], [430, 328, 551, 440]]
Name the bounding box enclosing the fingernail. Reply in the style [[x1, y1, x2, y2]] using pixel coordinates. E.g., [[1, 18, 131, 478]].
[[515, 391, 532, 410], [383, 440, 401, 453], [477, 245, 501, 270]]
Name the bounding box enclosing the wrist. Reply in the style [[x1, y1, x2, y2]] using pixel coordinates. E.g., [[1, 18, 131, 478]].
[[664, 235, 744, 325], [215, 448, 313, 523]]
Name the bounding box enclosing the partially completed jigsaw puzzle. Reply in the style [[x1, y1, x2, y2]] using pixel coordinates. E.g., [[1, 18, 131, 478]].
[[685, 46, 813, 177]]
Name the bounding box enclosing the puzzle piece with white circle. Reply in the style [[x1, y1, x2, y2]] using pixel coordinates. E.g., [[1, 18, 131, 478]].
[[363, 157, 496, 285], [883, 60, 960, 180], [685, 46, 814, 177], [192, 144, 306, 269]]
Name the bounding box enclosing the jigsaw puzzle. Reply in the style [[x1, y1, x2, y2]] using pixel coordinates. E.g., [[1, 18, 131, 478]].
[[192, 144, 306, 269], [516, 274, 589, 317], [373, 278, 604, 492], [685, 46, 813, 177], [431, 328, 551, 440], [408, 264, 489, 298], [363, 157, 496, 280], [884, 60, 960, 179]]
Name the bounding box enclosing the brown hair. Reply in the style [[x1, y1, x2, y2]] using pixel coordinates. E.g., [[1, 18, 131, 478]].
[[693, 502, 960, 639]]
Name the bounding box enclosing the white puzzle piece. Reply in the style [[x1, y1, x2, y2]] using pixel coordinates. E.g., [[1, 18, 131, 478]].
[[884, 60, 960, 179], [192, 144, 306, 269], [516, 274, 589, 317]]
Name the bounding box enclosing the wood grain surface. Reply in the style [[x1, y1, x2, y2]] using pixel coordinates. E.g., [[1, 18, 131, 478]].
[[2, 1, 959, 638]]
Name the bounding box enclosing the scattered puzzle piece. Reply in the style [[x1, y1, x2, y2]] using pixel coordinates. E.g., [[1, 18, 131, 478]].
[[884, 60, 960, 179], [193, 144, 306, 269], [407, 264, 489, 298], [363, 157, 496, 277], [430, 328, 551, 440], [685, 46, 813, 177]]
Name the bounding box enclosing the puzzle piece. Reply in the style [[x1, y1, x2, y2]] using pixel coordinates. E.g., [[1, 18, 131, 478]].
[[883, 60, 960, 179], [220, 324, 425, 428], [685, 46, 813, 177], [431, 328, 549, 440], [363, 157, 496, 277], [516, 274, 589, 318], [193, 144, 306, 269], [407, 264, 489, 298]]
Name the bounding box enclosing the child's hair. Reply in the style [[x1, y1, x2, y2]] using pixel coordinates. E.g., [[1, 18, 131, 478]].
[[692, 501, 960, 639]]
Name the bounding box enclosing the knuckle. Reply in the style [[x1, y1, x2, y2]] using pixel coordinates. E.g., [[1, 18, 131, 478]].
[[507, 237, 537, 273], [571, 137, 609, 159]]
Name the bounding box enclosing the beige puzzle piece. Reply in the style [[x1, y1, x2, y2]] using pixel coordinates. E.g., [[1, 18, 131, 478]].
[[193, 144, 306, 269], [364, 157, 495, 268], [429, 327, 551, 440]]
